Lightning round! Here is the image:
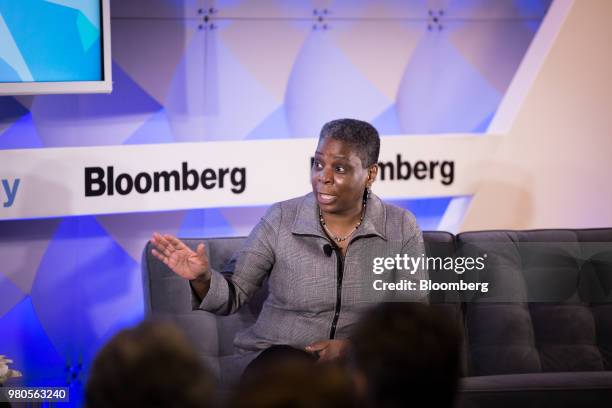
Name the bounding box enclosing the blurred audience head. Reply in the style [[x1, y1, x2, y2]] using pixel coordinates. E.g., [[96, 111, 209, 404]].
[[85, 320, 215, 408], [349, 303, 462, 408], [229, 358, 360, 408]]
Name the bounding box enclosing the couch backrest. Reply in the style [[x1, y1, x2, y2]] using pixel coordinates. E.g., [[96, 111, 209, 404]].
[[457, 229, 612, 376], [142, 229, 612, 377], [143, 237, 265, 378]]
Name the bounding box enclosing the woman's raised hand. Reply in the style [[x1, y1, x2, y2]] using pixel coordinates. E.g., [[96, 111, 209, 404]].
[[150, 232, 210, 281]]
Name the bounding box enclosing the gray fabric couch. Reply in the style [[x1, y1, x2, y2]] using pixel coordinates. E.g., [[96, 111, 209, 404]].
[[142, 229, 612, 407]]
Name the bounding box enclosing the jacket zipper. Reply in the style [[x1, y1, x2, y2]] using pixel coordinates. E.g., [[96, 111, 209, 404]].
[[329, 246, 344, 339]]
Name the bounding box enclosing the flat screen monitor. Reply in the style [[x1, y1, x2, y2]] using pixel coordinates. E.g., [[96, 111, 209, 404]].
[[0, 0, 112, 95]]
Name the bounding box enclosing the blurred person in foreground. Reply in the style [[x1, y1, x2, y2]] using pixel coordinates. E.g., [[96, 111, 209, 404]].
[[150, 118, 428, 383], [228, 358, 361, 408], [348, 303, 462, 408], [85, 321, 215, 408]]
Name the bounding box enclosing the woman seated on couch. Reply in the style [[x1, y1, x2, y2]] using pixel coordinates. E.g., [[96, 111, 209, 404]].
[[150, 118, 428, 381]]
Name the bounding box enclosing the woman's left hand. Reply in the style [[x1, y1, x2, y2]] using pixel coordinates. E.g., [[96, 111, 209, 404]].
[[305, 339, 350, 362]]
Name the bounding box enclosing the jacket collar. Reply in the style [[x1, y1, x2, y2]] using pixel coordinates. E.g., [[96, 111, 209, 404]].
[[291, 192, 387, 241]]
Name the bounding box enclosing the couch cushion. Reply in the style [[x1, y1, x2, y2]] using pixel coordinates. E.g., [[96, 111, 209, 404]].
[[457, 231, 541, 375], [531, 304, 604, 371], [593, 305, 612, 370], [466, 304, 541, 375]]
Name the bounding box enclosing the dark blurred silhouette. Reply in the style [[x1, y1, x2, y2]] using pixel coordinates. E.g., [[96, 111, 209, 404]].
[[241, 344, 317, 384], [85, 320, 215, 408], [349, 303, 462, 408], [229, 357, 360, 408]]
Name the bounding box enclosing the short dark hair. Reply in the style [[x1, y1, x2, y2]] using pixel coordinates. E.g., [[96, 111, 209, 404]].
[[85, 321, 215, 408], [349, 303, 462, 408], [319, 119, 380, 168]]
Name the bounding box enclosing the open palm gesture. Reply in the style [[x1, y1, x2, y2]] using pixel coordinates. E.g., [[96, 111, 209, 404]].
[[150, 232, 210, 281]]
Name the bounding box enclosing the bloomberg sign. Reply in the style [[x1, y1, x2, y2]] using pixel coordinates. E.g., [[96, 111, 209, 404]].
[[0, 135, 499, 220]]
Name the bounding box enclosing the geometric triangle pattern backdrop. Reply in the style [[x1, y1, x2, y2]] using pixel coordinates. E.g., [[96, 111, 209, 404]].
[[0, 1, 550, 405]]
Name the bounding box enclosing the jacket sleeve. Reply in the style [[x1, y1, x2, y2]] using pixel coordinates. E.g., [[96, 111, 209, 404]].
[[193, 203, 281, 315]]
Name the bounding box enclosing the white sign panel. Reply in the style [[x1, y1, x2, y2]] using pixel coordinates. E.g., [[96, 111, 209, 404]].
[[0, 135, 499, 220]]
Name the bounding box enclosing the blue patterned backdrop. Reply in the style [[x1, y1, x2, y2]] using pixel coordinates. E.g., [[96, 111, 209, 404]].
[[0, 0, 550, 405]]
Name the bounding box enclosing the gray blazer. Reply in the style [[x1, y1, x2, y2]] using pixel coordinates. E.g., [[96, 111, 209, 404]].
[[194, 192, 427, 353]]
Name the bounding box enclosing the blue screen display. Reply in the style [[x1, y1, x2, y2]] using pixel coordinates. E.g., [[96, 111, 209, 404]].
[[0, 0, 102, 83]]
